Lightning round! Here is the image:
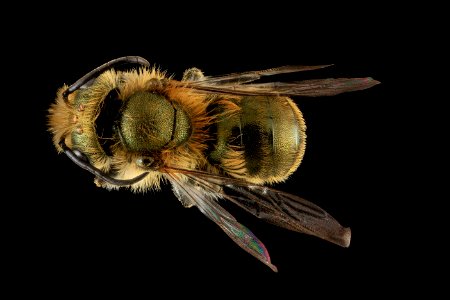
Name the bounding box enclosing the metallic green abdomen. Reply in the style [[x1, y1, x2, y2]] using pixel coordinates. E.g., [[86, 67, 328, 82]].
[[209, 96, 306, 183]]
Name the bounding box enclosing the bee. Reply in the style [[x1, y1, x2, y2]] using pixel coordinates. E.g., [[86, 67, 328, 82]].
[[48, 56, 379, 272]]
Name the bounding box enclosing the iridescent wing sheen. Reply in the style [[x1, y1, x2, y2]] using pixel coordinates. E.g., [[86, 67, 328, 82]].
[[185, 77, 380, 97], [165, 168, 351, 248], [167, 173, 278, 272]]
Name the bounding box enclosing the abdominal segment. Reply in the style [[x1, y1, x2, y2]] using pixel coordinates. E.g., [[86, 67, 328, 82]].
[[207, 96, 306, 184]]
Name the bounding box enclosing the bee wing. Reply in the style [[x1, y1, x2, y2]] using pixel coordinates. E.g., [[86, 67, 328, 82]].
[[165, 168, 351, 248], [186, 77, 380, 97], [167, 173, 278, 272], [193, 65, 332, 85]]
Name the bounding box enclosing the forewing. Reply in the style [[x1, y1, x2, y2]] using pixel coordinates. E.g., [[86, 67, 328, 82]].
[[222, 183, 351, 248], [167, 173, 278, 272], [191, 65, 332, 85], [186, 77, 380, 97], [166, 168, 351, 248]]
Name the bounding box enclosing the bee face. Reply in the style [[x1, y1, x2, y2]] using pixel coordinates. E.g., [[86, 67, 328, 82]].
[[48, 56, 379, 272]]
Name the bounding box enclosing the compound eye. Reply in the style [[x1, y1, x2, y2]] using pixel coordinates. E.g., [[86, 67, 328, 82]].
[[136, 156, 155, 169]]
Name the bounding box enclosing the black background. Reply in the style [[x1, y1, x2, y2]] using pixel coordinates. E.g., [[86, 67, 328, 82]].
[[6, 5, 418, 298]]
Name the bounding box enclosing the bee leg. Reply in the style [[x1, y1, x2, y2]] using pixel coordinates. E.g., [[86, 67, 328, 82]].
[[182, 67, 205, 81], [63, 56, 150, 102]]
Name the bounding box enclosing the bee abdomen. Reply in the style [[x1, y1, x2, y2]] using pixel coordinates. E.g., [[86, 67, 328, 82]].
[[209, 96, 306, 184]]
